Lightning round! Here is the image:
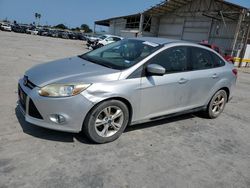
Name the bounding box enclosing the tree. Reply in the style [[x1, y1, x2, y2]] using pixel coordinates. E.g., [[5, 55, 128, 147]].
[[72, 27, 80, 31], [35, 13, 41, 25], [37, 13, 41, 22], [80, 24, 92, 33], [54, 24, 68, 30]]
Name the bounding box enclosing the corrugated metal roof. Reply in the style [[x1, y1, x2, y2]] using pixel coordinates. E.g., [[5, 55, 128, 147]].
[[144, 0, 247, 16], [95, 13, 140, 27], [145, 0, 192, 15], [95, 0, 249, 26]]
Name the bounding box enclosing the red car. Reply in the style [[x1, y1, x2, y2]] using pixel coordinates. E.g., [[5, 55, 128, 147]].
[[199, 42, 234, 63]]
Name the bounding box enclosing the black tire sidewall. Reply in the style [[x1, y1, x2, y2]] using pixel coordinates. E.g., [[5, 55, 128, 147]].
[[84, 100, 129, 144]]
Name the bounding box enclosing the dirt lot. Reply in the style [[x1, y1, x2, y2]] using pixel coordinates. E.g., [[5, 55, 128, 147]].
[[0, 31, 250, 188]]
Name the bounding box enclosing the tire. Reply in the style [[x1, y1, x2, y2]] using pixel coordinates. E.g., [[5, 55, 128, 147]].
[[206, 90, 227, 119], [83, 100, 129, 144]]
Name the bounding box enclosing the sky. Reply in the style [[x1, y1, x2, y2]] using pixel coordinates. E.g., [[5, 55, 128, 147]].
[[0, 0, 250, 30]]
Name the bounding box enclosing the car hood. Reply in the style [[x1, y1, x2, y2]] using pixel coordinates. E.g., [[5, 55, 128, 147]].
[[25, 56, 121, 87]]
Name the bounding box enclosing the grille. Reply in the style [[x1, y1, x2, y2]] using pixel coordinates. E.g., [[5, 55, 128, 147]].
[[23, 76, 36, 90], [23, 77, 36, 89], [28, 99, 43, 119], [18, 85, 27, 111], [26, 80, 36, 89]]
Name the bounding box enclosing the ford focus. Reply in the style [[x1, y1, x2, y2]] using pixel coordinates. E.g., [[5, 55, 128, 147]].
[[18, 37, 237, 143]]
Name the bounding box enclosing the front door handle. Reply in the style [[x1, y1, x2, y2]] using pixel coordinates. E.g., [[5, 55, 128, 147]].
[[179, 78, 189, 84], [212, 73, 219, 79]]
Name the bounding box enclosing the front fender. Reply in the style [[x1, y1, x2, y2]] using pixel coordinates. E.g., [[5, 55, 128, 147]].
[[81, 79, 141, 122]]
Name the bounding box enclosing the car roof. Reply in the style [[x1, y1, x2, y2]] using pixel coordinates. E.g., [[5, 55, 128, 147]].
[[103, 34, 122, 38], [134, 37, 181, 45], [126, 37, 222, 53]]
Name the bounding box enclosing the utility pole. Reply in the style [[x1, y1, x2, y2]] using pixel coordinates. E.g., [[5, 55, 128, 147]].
[[138, 13, 144, 37], [231, 9, 245, 56]]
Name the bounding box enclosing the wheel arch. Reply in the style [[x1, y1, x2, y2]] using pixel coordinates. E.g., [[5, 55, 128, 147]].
[[82, 97, 133, 130], [219, 87, 230, 102]]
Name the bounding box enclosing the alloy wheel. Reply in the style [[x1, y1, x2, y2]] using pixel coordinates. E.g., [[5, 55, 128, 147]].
[[211, 93, 226, 115], [94, 106, 124, 138]]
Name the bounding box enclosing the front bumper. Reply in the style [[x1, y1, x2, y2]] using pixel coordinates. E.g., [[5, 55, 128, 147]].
[[18, 78, 94, 133]]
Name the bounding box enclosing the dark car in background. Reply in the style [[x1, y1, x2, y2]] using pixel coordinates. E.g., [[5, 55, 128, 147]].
[[61, 32, 70, 39], [48, 30, 59, 38], [12, 25, 27, 33], [57, 30, 65, 38], [76, 33, 87, 41], [68, 32, 78, 40], [38, 28, 50, 36]]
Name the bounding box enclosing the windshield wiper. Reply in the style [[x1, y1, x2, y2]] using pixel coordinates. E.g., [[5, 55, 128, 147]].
[[78, 55, 94, 63], [79, 55, 115, 69]]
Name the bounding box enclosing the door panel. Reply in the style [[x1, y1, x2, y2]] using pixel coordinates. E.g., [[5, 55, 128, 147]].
[[138, 46, 193, 120], [139, 72, 192, 120], [187, 69, 219, 107], [187, 47, 222, 107]]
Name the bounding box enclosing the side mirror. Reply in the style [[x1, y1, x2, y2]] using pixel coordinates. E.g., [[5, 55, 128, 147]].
[[146, 64, 165, 76]]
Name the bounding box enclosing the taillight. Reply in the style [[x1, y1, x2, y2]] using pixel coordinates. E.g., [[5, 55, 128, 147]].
[[232, 68, 238, 77]]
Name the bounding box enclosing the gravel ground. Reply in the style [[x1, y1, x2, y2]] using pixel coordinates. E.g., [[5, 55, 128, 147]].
[[0, 31, 250, 188]]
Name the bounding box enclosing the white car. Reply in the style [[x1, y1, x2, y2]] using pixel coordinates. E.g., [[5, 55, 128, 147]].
[[97, 35, 123, 46], [26, 29, 39, 35], [87, 35, 100, 42], [0, 24, 11, 32]]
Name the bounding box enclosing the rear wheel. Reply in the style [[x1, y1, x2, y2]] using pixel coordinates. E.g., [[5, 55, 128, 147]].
[[83, 100, 129, 143], [206, 90, 227, 119]]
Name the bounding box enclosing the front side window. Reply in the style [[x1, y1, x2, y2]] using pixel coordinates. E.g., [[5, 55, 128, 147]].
[[148, 46, 188, 73], [79, 39, 161, 70], [191, 47, 213, 70]]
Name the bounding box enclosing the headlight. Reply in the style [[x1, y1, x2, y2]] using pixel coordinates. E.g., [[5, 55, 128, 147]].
[[39, 83, 91, 97]]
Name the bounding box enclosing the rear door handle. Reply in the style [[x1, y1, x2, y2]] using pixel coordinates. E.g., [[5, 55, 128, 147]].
[[212, 73, 219, 79], [179, 78, 189, 84]]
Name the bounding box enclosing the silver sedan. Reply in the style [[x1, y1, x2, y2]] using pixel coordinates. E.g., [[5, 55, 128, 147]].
[[18, 37, 237, 143]]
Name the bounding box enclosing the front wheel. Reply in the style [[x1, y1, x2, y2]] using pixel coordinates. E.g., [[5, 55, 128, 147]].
[[83, 100, 129, 143], [206, 90, 227, 119]]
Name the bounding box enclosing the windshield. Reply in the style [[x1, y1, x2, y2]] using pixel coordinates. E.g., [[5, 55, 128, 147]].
[[79, 39, 161, 70], [99, 35, 108, 40]]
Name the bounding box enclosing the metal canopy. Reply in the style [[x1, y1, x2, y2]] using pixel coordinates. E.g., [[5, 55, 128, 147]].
[[95, 0, 249, 26], [95, 13, 141, 27], [145, 0, 192, 15], [144, 0, 247, 18]]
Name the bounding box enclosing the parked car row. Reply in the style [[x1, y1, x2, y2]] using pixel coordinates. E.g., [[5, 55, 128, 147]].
[[37, 29, 87, 40], [0, 23, 88, 41]]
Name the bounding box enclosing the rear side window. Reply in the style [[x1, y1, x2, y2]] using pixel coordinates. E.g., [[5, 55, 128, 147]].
[[148, 46, 189, 73], [211, 53, 225, 67], [191, 47, 213, 70]]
